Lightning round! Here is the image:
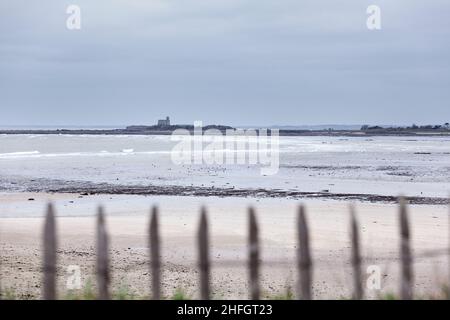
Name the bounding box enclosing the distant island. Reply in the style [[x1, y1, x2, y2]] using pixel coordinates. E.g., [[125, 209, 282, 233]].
[[0, 117, 449, 136]]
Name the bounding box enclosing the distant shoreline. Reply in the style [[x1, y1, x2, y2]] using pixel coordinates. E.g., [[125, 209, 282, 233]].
[[1, 128, 450, 137]]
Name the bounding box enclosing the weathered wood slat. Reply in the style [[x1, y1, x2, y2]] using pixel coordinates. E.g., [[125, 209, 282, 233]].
[[349, 205, 363, 300], [96, 207, 110, 300], [297, 205, 312, 300], [248, 207, 260, 300], [399, 197, 413, 300], [198, 208, 210, 300], [43, 203, 57, 300], [150, 206, 161, 300]]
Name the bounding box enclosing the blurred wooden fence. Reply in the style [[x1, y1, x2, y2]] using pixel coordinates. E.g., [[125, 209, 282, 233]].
[[2, 197, 450, 300]]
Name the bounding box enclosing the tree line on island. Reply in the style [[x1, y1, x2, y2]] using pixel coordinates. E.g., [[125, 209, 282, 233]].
[[361, 123, 450, 132]]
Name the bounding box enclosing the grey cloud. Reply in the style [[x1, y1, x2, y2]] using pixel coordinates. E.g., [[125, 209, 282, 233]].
[[0, 0, 449, 126]]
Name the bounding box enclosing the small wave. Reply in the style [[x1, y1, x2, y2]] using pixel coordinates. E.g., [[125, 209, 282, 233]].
[[0, 150, 173, 159], [0, 151, 40, 158]]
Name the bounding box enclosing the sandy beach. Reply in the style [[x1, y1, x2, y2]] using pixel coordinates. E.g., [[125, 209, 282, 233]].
[[1, 192, 448, 299]]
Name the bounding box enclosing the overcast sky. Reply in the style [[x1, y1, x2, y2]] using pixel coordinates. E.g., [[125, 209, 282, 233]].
[[1, 1, 449, 127]]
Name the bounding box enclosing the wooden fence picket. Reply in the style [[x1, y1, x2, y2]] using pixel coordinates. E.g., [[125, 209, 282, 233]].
[[297, 205, 312, 300], [96, 207, 110, 300], [349, 205, 363, 300], [43, 203, 57, 300], [399, 197, 413, 300], [248, 207, 260, 300], [198, 208, 210, 300], [150, 206, 161, 300]]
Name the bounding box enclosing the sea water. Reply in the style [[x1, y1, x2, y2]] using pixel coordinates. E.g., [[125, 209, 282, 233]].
[[0, 134, 449, 197]]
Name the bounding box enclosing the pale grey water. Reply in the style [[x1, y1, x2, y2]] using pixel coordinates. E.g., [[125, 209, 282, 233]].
[[0, 134, 450, 198]]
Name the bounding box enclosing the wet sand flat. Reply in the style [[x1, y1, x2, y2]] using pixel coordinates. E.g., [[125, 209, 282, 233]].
[[0, 192, 448, 299]]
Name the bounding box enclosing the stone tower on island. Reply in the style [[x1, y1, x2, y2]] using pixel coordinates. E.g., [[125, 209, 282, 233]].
[[157, 116, 170, 127]]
